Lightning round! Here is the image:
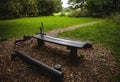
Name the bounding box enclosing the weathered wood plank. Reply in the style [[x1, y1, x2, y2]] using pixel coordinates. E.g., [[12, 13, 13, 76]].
[[33, 34, 92, 49]]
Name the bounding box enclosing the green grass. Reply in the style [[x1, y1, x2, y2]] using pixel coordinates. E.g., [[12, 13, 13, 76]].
[[59, 21, 120, 61], [0, 16, 101, 41]]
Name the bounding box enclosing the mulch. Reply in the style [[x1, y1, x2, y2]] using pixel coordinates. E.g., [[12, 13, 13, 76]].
[[0, 38, 119, 82]]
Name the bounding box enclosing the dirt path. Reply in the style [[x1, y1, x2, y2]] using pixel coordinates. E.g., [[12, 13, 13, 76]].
[[47, 21, 98, 36]]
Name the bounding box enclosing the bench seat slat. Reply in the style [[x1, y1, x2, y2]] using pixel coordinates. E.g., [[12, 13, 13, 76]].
[[33, 34, 92, 49]]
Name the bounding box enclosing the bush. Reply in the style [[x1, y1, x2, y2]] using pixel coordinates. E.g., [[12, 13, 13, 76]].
[[111, 12, 120, 25], [68, 10, 78, 17], [58, 12, 66, 16], [68, 9, 89, 17], [92, 12, 105, 18]]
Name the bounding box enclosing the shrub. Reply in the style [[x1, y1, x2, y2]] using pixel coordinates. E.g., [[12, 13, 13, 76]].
[[68, 10, 78, 17], [58, 12, 66, 16], [111, 12, 120, 25], [68, 9, 89, 17]]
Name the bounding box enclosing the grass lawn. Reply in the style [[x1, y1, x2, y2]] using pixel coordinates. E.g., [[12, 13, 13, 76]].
[[59, 20, 120, 62], [0, 16, 101, 41]]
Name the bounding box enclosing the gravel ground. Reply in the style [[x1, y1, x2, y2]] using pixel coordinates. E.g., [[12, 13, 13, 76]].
[[0, 38, 119, 82]]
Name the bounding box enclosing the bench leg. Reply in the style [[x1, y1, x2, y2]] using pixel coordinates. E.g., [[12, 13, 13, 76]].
[[67, 47, 77, 57], [37, 39, 44, 47]]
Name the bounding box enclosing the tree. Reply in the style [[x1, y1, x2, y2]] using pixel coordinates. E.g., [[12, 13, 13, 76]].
[[37, 0, 52, 16], [68, 0, 120, 17], [0, 0, 62, 19], [25, 0, 38, 16], [68, 0, 87, 9], [0, 0, 23, 19], [53, 0, 62, 13], [37, 0, 62, 16]]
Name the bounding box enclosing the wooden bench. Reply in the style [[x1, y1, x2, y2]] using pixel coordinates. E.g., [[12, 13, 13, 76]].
[[33, 34, 92, 57], [11, 51, 63, 82]]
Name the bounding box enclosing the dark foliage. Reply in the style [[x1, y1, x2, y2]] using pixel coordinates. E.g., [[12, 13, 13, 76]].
[[0, 0, 62, 19], [68, 0, 120, 17]]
